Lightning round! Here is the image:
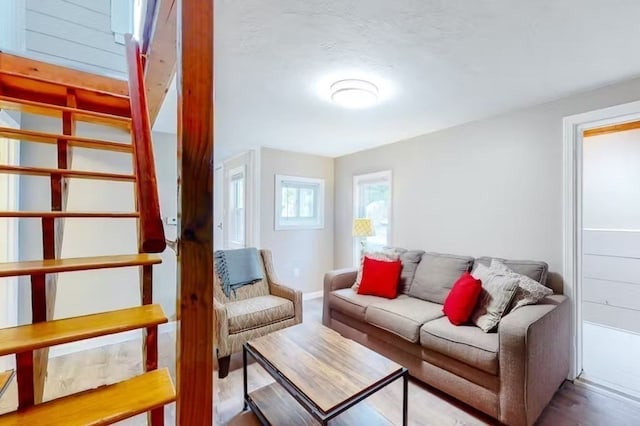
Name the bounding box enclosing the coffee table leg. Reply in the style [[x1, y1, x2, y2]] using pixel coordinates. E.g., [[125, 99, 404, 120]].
[[243, 345, 248, 410], [402, 371, 408, 426]]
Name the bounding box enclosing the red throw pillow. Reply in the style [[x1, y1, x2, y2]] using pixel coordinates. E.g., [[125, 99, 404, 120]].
[[443, 272, 482, 325], [357, 256, 402, 299]]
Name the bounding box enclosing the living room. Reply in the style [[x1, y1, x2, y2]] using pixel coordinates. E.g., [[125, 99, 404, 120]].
[[0, 0, 640, 425]]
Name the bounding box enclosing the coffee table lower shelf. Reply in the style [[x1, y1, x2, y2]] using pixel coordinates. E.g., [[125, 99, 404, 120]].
[[246, 382, 392, 426]]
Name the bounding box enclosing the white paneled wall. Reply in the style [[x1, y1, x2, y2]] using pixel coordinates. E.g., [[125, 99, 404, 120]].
[[582, 230, 640, 334], [24, 0, 126, 78]]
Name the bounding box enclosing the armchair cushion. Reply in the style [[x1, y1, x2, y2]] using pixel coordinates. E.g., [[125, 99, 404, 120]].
[[226, 295, 294, 334]]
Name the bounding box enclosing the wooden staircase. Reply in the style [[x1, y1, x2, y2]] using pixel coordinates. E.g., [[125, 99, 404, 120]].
[[0, 36, 175, 425]]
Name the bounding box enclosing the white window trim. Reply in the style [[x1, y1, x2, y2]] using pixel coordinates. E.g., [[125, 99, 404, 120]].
[[275, 175, 325, 230], [227, 165, 246, 247], [353, 170, 393, 264]]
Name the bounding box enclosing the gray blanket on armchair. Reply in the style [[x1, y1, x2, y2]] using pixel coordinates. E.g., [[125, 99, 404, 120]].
[[214, 248, 264, 297]]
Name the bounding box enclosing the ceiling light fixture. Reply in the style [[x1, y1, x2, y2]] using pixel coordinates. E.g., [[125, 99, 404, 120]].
[[330, 79, 379, 109]]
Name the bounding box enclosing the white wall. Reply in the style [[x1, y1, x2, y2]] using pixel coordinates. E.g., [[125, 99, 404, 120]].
[[260, 148, 334, 294], [23, 0, 126, 78], [18, 115, 177, 323], [334, 77, 640, 293]]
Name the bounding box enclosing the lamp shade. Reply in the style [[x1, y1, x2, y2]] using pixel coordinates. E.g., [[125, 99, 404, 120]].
[[352, 218, 375, 237]]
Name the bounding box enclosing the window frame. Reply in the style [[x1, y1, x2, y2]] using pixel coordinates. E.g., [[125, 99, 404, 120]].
[[274, 174, 325, 230], [227, 165, 246, 247], [353, 170, 393, 264]]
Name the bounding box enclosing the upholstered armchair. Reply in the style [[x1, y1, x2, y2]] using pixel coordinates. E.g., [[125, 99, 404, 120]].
[[214, 249, 303, 378]]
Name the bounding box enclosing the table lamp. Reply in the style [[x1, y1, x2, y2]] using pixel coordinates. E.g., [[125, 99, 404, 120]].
[[352, 218, 375, 259]]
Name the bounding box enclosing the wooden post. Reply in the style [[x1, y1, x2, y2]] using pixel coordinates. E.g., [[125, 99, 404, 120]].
[[176, 0, 214, 424]]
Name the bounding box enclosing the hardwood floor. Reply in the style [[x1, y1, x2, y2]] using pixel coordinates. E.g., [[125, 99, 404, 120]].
[[0, 297, 639, 425]]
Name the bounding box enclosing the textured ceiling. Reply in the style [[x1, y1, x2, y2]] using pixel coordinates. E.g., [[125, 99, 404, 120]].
[[153, 0, 640, 159]]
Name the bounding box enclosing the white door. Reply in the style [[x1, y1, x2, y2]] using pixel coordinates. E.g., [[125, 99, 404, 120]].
[[222, 151, 255, 249], [0, 111, 20, 371]]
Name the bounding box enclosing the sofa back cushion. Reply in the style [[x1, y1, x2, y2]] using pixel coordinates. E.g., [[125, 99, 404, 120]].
[[473, 257, 549, 286], [389, 248, 426, 294], [409, 252, 474, 304]]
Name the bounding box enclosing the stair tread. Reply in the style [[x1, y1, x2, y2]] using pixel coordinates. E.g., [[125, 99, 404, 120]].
[[0, 254, 162, 278], [0, 304, 167, 356], [0, 95, 131, 128], [0, 369, 175, 426], [0, 211, 139, 218], [0, 165, 135, 182], [0, 127, 133, 153]]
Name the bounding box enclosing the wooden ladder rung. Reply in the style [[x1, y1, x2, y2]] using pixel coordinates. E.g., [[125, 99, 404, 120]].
[[0, 211, 139, 218], [0, 95, 131, 128], [0, 127, 133, 153], [0, 368, 175, 426], [0, 254, 162, 278], [0, 304, 167, 356], [0, 165, 135, 182]]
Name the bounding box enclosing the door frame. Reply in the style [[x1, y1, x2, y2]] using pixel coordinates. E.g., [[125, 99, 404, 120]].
[[562, 100, 640, 380], [0, 111, 20, 371]]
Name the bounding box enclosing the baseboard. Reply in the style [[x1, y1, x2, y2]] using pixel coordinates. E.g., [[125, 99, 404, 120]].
[[575, 377, 640, 405], [49, 321, 177, 358], [303, 291, 323, 301]]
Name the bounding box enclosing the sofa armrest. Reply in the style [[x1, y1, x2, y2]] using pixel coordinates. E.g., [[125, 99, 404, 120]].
[[214, 297, 229, 356], [498, 295, 570, 426], [324, 268, 357, 292], [322, 268, 357, 326], [270, 281, 303, 324]]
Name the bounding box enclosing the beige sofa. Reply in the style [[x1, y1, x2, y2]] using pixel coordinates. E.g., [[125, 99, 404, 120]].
[[323, 252, 570, 426], [215, 249, 302, 378]]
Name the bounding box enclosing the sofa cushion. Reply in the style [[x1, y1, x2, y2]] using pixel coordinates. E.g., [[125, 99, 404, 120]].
[[329, 288, 391, 322], [226, 295, 294, 334], [409, 253, 474, 304], [420, 317, 499, 375], [366, 297, 444, 343], [395, 249, 426, 294], [474, 256, 549, 285]]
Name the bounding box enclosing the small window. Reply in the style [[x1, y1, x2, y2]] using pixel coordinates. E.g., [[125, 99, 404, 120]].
[[275, 175, 325, 230]]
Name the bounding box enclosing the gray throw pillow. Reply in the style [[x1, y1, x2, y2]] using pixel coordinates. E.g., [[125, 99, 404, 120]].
[[491, 260, 552, 311], [470, 263, 519, 333], [409, 253, 474, 304]]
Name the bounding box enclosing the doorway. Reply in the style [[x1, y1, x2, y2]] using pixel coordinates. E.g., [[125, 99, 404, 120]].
[[564, 102, 640, 399], [221, 151, 256, 249], [0, 111, 20, 372]]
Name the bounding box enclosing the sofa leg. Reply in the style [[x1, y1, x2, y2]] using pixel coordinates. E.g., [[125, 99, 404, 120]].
[[218, 356, 231, 379]]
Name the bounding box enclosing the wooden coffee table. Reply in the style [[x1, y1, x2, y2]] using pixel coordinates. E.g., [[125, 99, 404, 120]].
[[243, 323, 408, 425]]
